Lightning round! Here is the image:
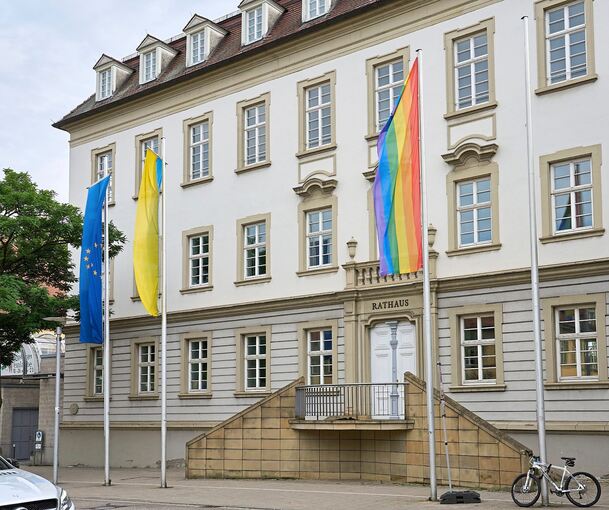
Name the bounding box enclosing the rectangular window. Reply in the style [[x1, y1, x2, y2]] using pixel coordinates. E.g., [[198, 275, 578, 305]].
[[551, 158, 593, 233], [375, 59, 404, 132], [545, 1, 586, 85], [457, 177, 492, 246], [189, 121, 210, 180], [189, 233, 210, 287], [305, 82, 332, 149], [99, 69, 112, 100], [244, 222, 267, 279], [461, 315, 496, 384], [138, 343, 156, 393], [306, 0, 328, 19], [454, 32, 489, 110], [141, 136, 159, 167], [306, 208, 332, 268], [92, 347, 103, 395], [307, 329, 333, 385], [244, 334, 267, 390], [95, 151, 113, 202], [244, 103, 266, 166], [190, 31, 205, 65], [556, 307, 597, 380], [188, 338, 209, 392], [246, 6, 263, 43], [143, 50, 157, 82]]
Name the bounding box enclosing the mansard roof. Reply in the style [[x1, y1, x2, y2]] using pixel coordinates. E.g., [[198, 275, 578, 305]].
[[54, 0, 381, 130]]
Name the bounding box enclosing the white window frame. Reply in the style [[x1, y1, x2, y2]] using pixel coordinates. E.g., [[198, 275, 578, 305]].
[[244, 103, 266, 166], [551, 157, 593, 234], [246, 6, 263, 44], [306, 208, 332, 269], [190, 30, 206, 66], [305, 82, 332, 149], [244, 334, 267, 390], [188, 338, 209, 392], [460, 315, 497, 385], [307, 329, 333, 385], [453, 31, 489, 110], [555, 306, 598, 381], [96, 150, 113, 202], [188, 233, 210, 288], [92, 347, 103, 396], [457, 177, 492, 247], [545, 1, 587, 85], [374, 59, 404, 133], [142, 49, 157, 83], [189, 120, 210, 180], [243, 221, 267, 279], [304, 0, 329, 21], [138, 343, 156, 393], [98, 68, 112, 100], [141, 136, 159, 165]]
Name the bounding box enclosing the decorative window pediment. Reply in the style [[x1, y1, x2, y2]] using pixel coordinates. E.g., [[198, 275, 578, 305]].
[[93, 54, 133, 101], [136, 35, 178, 84], [183, 15, 228, 67], [293, 175, 337, 198], [239, 0, 285, 46], [442, 142, 498, 167]]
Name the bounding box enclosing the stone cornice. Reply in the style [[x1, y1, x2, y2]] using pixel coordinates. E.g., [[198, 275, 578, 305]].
[[442, 142, 498, 166]]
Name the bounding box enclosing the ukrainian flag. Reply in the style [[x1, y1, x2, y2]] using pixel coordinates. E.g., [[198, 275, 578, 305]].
[[133, 148, 163, 316]]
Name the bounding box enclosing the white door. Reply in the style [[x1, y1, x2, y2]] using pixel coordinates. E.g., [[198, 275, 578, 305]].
[[369, 321, 416, 418]]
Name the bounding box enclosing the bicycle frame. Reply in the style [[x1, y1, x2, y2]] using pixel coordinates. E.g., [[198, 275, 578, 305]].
[[523, 459, 586, 495]]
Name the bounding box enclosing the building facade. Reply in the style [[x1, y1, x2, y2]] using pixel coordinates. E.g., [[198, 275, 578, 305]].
[[55, 0, 609, 475]]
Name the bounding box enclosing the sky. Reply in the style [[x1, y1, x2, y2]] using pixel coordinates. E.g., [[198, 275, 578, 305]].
[[0, 0, 238, 203]]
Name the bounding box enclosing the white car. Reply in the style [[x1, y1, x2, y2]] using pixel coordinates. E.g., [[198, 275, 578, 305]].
[[0, 456, 75, 510]]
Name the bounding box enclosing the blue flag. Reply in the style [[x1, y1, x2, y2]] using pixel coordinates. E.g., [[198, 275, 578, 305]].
[[79, 176, 111, 344]]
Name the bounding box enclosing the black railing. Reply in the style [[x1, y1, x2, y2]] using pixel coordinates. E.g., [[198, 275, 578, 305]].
[[294, 383, 407, 420]]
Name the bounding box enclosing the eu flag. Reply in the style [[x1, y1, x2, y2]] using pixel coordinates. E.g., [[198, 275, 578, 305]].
[[79, 175, 111, 344]]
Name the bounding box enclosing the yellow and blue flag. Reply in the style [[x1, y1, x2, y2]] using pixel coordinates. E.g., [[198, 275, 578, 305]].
[[79, 175, 111, 344], [133, 148, 163, 316]]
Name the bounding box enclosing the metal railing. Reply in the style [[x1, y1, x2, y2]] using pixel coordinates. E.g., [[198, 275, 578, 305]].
[[294, 383, 407, 420]]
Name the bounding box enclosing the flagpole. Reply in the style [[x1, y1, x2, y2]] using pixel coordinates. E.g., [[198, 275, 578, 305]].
[[522, 16, 548, 506], [160, 137, 168, 488], [103, 165, 111, 486], [417, 48, 437, 502]]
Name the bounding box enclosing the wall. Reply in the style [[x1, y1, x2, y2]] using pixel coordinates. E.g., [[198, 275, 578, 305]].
[[0, 377, 39, 457]]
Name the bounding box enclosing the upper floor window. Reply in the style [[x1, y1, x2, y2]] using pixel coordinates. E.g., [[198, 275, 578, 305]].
[[306, 208, 332, 269], [98, 69, 112, 100], [305, 82, 332, 149], [95, 151, 113, 202], [545, 1, 586, 85], [190, 30, 205, 66], [375, 59, 404, 132], [244, 221, 267, 279], [556, 306, 597, 380], [551, 158, 592, 233], [246, 6, 263, 43], [304, 0, 329, 21], [454, 32, 489, 110], [190, 120, 210, 180], [244, 103, 266, 166], [142, 50, 157, 83], [138, 343, 156, 393], [189, 232, 210, 288], [141, 136, 159, 164], [457, 177, 492, 247], [188, 338, 209, 392], [461, 315, 496, 384]]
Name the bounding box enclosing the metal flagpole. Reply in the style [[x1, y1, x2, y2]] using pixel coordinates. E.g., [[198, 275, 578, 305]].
[[521, 16, 548, 506], [417, 48, 437, 501], [160, 138, 168, 488], [103, 162, 111, 486]]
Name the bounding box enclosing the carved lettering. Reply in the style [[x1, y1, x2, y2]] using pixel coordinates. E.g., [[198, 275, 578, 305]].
[[370, 298, 409, 311]]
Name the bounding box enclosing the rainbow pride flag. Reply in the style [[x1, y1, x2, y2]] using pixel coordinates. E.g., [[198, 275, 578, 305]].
[[373, 57, 422, 276]]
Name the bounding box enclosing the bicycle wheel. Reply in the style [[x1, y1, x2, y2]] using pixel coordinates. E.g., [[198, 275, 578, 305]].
[[565, 472, 601, 507], [512, 473, 541, 507]]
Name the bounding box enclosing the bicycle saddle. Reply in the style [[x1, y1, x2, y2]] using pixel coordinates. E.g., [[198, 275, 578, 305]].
[[561, 456, 576, 461]]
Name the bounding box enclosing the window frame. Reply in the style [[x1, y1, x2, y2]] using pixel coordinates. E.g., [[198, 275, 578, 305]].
[[129, 338, 159, 399], [245, 5, 264, 44], [535, 0, 597, 95], [550, 158, 594, 235], [91, 143, 116, 206], [187, 29, 206, 66], [235, 326, 272, 395], [182, 113, 213, 186], [180, 332, 212, 397], [456, 176, 493, 248], [235, 213, 271, 286], [303, 0, 331, 22], [96, 67, 113, 101], [297, 193, 338, 276], [236, 93, 271, 173], [298, 320, 339, 385], [305, 208, 333, 270], [444, 18, 496, 119], [134, 128, 162, 199], [181, 225, 213, 294], [555, 306, 598, 381], [85, 345, 109, 400], [140, 49, 158, 84], [459, 314, 498, 385]]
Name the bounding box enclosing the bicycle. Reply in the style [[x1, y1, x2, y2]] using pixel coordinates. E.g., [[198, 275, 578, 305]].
[[511, 455, 601, 507]]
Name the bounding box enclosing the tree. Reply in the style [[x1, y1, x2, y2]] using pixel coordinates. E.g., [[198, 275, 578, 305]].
[[0, 168, 125, 371]]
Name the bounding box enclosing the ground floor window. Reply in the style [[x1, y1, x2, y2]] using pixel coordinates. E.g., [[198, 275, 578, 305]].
[[460, 315, 497, 384], [556, 306, 598, 380], [307, 329, 333, 385], [138, 343, 156, 393]]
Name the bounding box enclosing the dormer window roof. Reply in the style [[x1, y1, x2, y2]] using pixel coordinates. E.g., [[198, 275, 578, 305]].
[[93, 54, 133, 102], [239, 0, 285, 46], [303, 0, 333, 22], [183, 15, 228, 67], [136, 35, 178, 85]]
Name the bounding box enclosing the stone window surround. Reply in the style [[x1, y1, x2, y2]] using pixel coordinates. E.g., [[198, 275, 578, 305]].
[[181, 112, 214, 187], [133, 127, 162, 199], [445, 160, 501, 256], [235, 212, 271, 286], [84, 345, 110, 401], [297, 192, 339, 276], [448, 303, 506, 392], [234, 325, 272, 396], [443, 17, 497, 120], [180, 225, 214, 294], [541, 293, 608, 389], [179, 331, 213, 399], [296, 70, 337, 158], [236, 92, 271, 173], [364, 46, 410, 140], [91, 143, 116, 206], [297, 319, 339, 385], [534, 0, 597, 95], [539, 144, 604, 243], [129, 337, 159, 400]]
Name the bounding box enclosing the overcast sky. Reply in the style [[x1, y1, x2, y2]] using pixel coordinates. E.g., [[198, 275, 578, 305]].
[[0, 0, 238, 203]]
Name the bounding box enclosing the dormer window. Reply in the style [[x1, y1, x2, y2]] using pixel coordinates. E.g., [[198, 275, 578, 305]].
[[183, 15, 227, 68], [303, 0, 330, 21], [190, 30, 205, 65], [136, 35, 178, 85], [93, 54, 134, 102], [98, 68, 112, 100], [246, 6, 263, 43], [239, 0, 284, 46], [142, 50, 157, 83]]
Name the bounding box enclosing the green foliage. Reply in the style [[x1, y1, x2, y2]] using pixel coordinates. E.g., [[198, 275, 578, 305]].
[[0, 169, 125, 368]]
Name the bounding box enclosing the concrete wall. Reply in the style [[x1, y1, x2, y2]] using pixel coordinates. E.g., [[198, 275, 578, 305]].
[[0, 378, 39, 457]]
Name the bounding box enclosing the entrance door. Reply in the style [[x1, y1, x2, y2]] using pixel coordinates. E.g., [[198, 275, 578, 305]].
[[370, 321, 416, 418], [11, 408, 39, 460]]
